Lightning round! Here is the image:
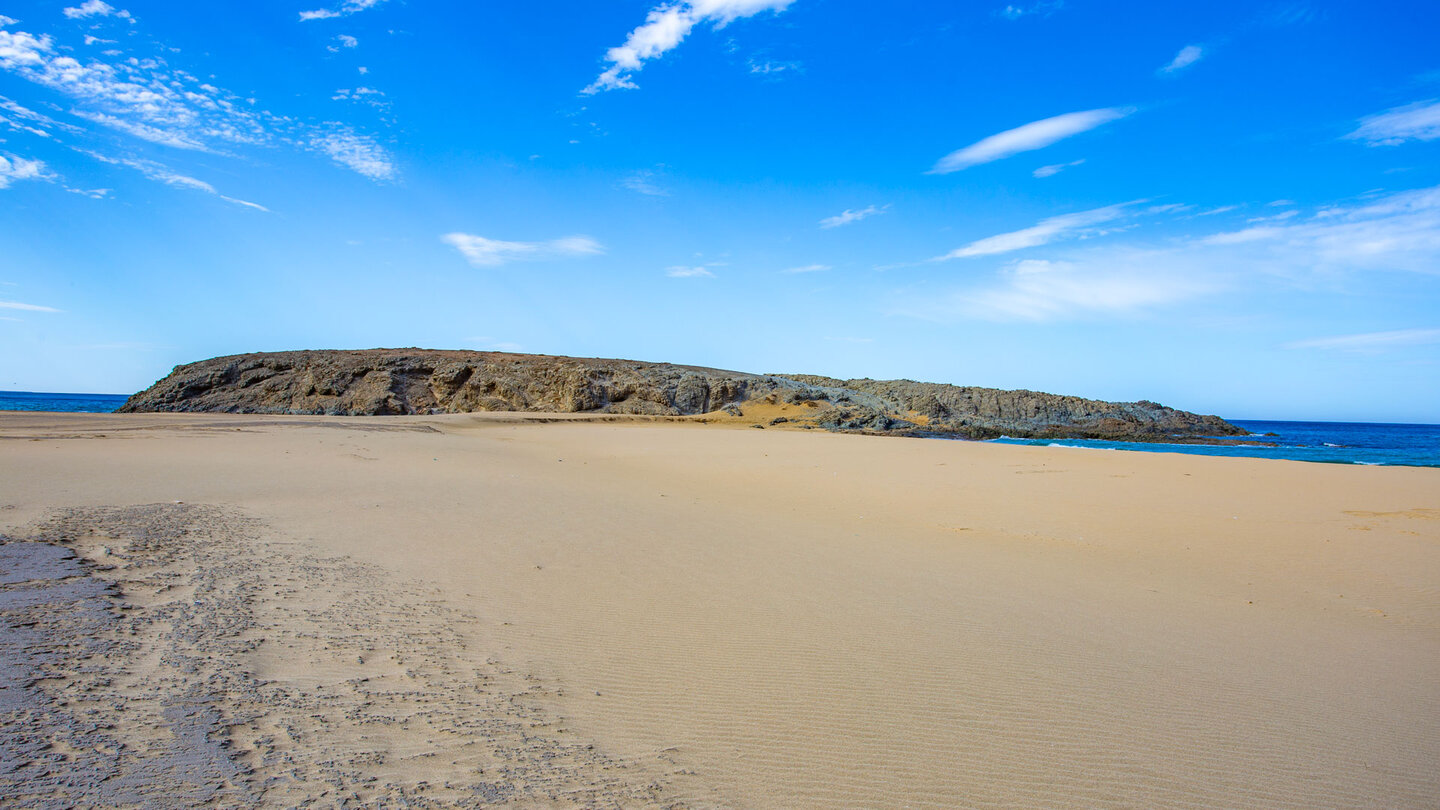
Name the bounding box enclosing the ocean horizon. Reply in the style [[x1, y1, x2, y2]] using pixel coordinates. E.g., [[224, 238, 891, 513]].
[[3, 390, 1436, 468]]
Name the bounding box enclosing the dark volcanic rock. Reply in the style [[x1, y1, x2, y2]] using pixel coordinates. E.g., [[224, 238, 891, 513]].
[[120, 349, 1246, 442]]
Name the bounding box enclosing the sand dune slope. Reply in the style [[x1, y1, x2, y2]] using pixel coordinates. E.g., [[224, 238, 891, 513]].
[[1, 411, 1437, 808]]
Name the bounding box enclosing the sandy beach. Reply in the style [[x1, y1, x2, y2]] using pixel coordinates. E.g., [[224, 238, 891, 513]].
[[1, 410, 1437, 808]]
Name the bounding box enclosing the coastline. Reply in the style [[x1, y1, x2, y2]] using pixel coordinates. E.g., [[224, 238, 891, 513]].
[[2, 411, 1438, 807]]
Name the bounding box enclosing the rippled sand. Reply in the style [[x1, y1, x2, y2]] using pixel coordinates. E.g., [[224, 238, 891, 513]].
[[2, 411, 1437, 807]]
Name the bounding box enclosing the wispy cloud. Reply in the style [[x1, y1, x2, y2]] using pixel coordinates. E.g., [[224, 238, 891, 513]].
[[1194, 204, 1241, 217], [1347, 99, 1440, 146], [895, 184, 1440, 323], [622, 169, 669, 196], [467, 336, 526, 353], [1033, 158, 1084, 178], [0, 299, 61, 312], [749, 58, 799, 76], [782, 263, 830, 274], [0, 94, 73, 138], [1199, 185, 1440, 274], [442, 233, 604, 268], [0, 152, 50, 188], [0, 22, 397, 181], [0, 28, 254, 152], [1286, 328, 1440, 351], [897, 256, 1215, 322], [996, 2, 1064, 20], [328, 34, 359, 52], [931, 202, 1137, 260], [930, 107, 1134, 173], [1159, 44, 1204, 75], [584, 0, 795, 94], [331, 86, 389, 111], [299, 0, 387, 22], [70, 109, 209, 150], [1260, 3, 1319, 27], [666, 265, 716, 278], [311, 129, 396, 180], [82, 150, 268, 210], [62, 1, 132, 22], [819, 204, 887, 229]]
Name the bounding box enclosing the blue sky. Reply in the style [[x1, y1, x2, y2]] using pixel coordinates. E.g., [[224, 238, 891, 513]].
[[1, 0, 1438, 422]]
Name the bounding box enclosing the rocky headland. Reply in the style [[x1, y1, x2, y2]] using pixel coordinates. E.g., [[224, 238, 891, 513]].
[[120, 349, 1247, 442]]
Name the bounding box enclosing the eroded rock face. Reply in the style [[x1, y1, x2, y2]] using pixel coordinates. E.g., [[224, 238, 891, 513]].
[[120, 349, 1246, 441]]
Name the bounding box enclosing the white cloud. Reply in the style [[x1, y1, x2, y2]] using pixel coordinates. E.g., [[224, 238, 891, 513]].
[[311, 129, 396, 180], [749, 59, 799, 76], [584, 0, 794, 94], [819, 204, 887, 229], [0, 15, 19, 27], [1286, 328, 1440, 351], [328, 34, 359, 52], [0, 22, 395, 181], [299, 0, 387, 22], [895, 184, 1440, 323], [1246, 209, 1299, 224], [0, 152, 49, 188], [1033, 158, 1084, 178], [82, 150, 268, 209], [666, 266, 716, 278], [782, 263, 830, 274], [467, 336, 525, 353], [331, 86, 389, 111], [898, 256, 1214, 322], [930, 107, 1134, 173], [1199, 185, 1440, 274], [622, 170, 669, 196], [70, 109, 208, 149], [1194, 204, 1240, 217], [443, 233, 603, 268], [1159, 44, 1203, 75], [62, 1, 132, 22], [0, 27, 264, 151], [0, 93, 76, 137], [932, 202, 1137, 260], [219, 195, 270, 212], [997, 2, 1063, 20], [0, 299, 60, 312], [1347, 99, 1440, 146]]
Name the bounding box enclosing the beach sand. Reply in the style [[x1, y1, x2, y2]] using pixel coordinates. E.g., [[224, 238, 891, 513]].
[[1, 411, 1437, 807]]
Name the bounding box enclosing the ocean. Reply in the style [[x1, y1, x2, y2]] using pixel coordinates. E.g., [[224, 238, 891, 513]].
[[2, 392, 1436, 468], [0, 391, 131, 413], [991, 419, 1440, 468]]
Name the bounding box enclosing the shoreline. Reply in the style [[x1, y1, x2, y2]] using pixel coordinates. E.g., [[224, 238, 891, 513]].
[[2, 411, 1437, 807], [3, 406, 1435, 467]]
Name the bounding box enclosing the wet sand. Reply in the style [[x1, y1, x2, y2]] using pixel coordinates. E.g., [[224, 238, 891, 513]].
[[1, 411, 1438, 807]]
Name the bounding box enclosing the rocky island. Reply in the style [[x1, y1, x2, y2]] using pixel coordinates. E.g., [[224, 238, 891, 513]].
[[121, 349, 1245, 442]]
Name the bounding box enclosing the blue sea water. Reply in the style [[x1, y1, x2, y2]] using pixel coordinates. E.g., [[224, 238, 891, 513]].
[[991, 419, 1440, 468], [0, 391, 130, 413]]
